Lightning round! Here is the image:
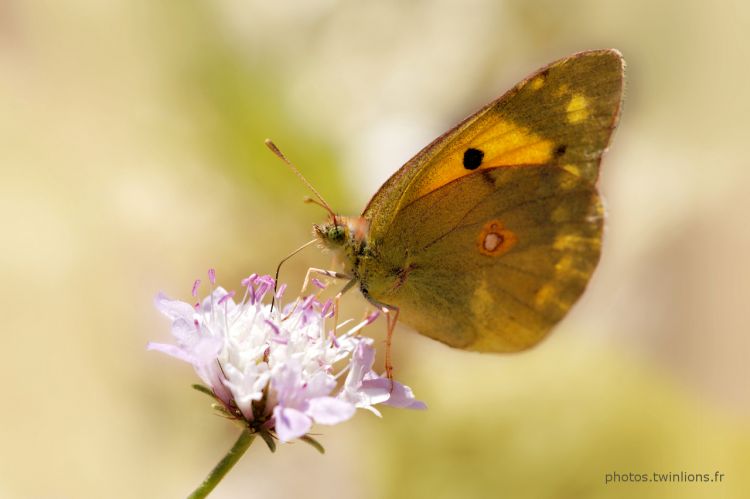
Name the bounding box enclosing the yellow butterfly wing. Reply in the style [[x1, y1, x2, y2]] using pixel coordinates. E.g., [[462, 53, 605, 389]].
[[357, 49, 623, 352], [363, 49, 623, 227]]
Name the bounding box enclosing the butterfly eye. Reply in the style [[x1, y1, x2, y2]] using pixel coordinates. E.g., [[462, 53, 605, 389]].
[[328, 226, 345, 243]]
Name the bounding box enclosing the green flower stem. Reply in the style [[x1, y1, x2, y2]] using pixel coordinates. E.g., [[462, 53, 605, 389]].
[[188, 429, 256, 499]]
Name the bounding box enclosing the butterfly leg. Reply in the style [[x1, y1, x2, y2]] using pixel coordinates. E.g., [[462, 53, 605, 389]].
[[301, 267, 352, 295], [332, 278, 358, 335], [382, 305, 400, 383], [363, 295, 400, 385]]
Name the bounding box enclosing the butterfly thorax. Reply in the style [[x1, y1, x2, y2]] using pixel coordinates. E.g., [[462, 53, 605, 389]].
[[314, 216, 371, 276]]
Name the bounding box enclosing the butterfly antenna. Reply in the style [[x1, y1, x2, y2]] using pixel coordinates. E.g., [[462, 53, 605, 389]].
[[303, 196, 332, 212], [271, 238, 318, 312], [264, 139, 337, 224]]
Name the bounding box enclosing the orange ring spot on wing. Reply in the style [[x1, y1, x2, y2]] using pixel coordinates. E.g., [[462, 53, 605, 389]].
[[477, 220, 518, 257]]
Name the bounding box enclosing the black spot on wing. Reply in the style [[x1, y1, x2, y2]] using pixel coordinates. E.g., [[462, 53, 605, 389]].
[[463, 148, 484, 170]]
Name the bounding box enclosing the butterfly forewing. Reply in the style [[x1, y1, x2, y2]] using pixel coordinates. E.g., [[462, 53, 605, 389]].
[[363, 49, 623, 231]]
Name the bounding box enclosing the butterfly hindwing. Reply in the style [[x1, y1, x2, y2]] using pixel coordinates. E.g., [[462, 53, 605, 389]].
[[353, 49, 623, 352], [358, 165, 602, 351]]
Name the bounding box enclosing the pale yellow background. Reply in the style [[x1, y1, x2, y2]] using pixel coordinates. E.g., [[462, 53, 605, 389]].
[[1, 1, 748, 498]]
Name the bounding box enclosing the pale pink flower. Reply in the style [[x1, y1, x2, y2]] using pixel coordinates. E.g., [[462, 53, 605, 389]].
[[149, 270, 425, 445]]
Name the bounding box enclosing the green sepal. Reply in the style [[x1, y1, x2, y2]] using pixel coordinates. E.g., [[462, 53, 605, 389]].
[[210, 403, 234, 419], [299, 435, 325, 454], [192, 384, 218, 400], [259, 430, 277, 453]]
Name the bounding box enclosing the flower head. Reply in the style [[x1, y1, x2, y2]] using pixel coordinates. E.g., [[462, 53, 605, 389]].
[[149, 270, 425, 446]]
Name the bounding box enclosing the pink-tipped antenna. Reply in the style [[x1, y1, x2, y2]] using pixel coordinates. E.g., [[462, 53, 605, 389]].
[[264, 139, 337, 224]]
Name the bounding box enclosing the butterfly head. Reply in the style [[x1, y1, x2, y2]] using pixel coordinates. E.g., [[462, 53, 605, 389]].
[[314, 219, 347, 248], [314, 216, 369, 251]]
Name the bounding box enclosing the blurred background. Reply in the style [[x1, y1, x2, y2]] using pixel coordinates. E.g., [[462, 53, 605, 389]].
[[1, 1, 748, 498]]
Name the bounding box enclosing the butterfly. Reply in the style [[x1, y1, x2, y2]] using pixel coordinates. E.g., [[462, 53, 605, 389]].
[[272, 49, 624, 372]]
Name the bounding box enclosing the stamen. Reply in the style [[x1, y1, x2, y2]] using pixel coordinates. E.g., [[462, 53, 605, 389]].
[[365, 310, 380, 325], [192, 279, 201, 297], [328, 330, 340, 348], [335, 319, 354, 330], [348, 318, 373, 335], [218, 290, 235, 305], [320, 299, 333, 317], [311, 278, 326, 289], [239, 284, 250, 307], [257, 275, 276, 286], [301, 295, 315, 309], [208, 269, 217, 321], [264, 319, 281, 336], [241, 274, 258, 287], [255, 281, 272, 301]]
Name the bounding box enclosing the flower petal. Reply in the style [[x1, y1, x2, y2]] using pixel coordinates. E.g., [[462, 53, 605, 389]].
[[146, 342, 196, 364], [343, 340, 376, 392], [154, 292, 194, 321], [274, 406, 312, 442], [190, 336, 224, 364], [199, 286, 235, 313], [170, 318, 199, 346], [271, 361, 302, 406], [307, 397, 356, 425], [356, 382, 391, 405], [362, 378, 427, 410], [223, 363, 270, 419], [304, 371, 336, 398]]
